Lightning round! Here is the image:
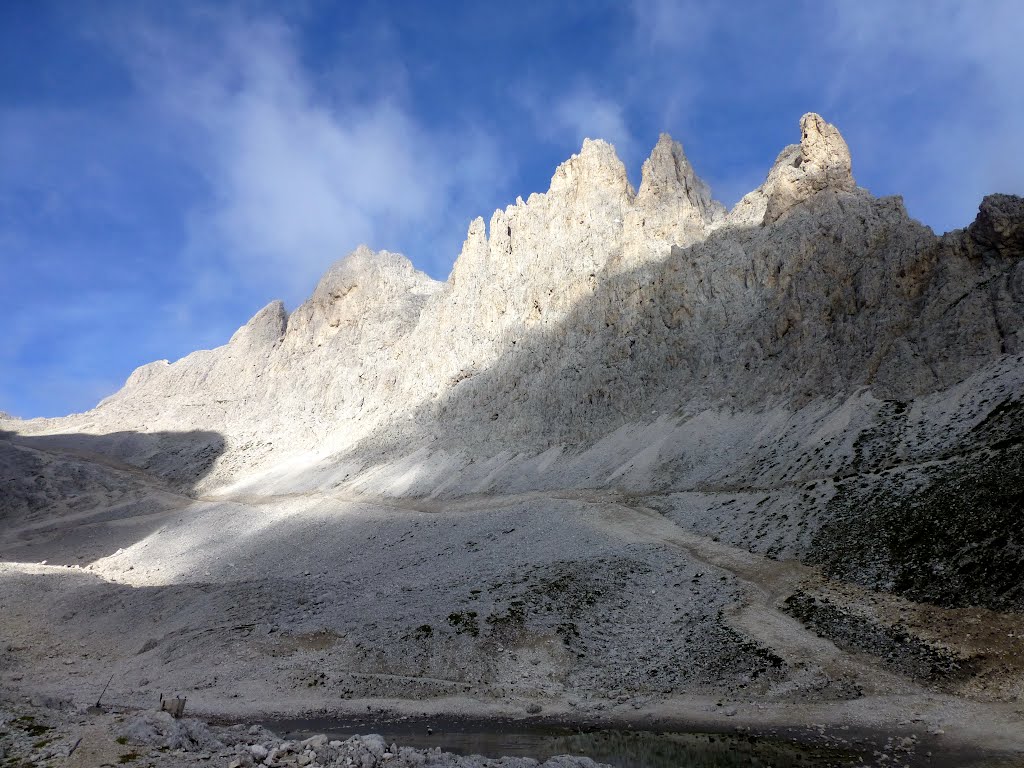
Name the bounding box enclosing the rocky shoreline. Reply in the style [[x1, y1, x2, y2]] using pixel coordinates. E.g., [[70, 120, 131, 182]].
[[3, 691, 1019, 768], [6, 697, 614, 768]]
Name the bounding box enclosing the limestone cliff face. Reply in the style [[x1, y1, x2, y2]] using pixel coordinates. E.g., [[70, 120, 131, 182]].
[[78, 246, 441, 476], [627, 132, 725, 255], [18, 113, 1024, 497], [762, 113, 857, 226]]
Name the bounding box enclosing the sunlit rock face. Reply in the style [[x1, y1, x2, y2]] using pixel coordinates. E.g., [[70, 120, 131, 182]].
[[4, 114, 1024, 740], [13, 112, 1024, 510], [762, 112, 856, 226]]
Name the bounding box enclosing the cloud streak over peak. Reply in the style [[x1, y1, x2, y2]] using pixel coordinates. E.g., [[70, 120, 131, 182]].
[[1, 1, 1022, 418], [115, 12, 504, 302]]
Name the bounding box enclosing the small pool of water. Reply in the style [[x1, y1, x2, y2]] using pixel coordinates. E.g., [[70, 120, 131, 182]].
[[257, 716, 864, 767]]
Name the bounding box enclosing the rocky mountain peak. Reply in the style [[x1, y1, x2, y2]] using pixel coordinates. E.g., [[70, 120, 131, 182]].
[[625, 133, 725, 254], [446, 138, 636, 316], [762, 112, 857, 225], [546, 138, 634, 204], [636, 133, 722, 224], [798, 112, 854, 185], [226, 300, 288, 352], [310, 245, 438, 305], [968, 194, 1024, 257], [282, 246, 440, 350]]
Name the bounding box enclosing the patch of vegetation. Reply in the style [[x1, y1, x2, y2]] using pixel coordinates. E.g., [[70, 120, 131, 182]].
[[12, 716, 51, 737], [485, 600, 526, 630], [447, 611, 479, 637], [525, 563, 618, 613], [555, 622, 579, 645], [783, 591, 974, 683], [680, 621, 790, 693], [969, 396, 1024, 450], [810, 440, 1024, 610], [306, 671, 328, 687], [848, 399, 910, 476], [116, 736, 129, 745], [118, 751, 141, 763]]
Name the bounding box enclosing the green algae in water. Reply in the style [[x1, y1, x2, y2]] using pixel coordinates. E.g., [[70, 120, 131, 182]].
[[549, 729, 857, 767], [259, 718, 862, 767]]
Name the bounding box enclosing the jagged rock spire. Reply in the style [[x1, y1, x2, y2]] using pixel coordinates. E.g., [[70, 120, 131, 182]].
[[623, 133, 724, 255], [637, 133, 722, 225], [546, 138, 635, 205], [762, 112, 857, 225], [799, 113, 854, 188]]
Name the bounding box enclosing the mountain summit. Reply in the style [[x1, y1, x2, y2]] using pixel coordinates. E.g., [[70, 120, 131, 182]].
[[19, 113, 1018, 492], [3, 114, 1024, 748]]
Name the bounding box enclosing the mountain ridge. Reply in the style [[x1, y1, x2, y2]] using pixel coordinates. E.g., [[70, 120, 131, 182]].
[[10, 115, 1020, 493], [3, 113, 1024, 754], [6, 113, 1023, 611]]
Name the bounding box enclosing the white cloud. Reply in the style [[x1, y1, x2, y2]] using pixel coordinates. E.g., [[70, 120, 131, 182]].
[[826, 1, 1024, 229], [630, 0, 711, 51], [551, 89, 636, 157], [120, 12, 503, 302]]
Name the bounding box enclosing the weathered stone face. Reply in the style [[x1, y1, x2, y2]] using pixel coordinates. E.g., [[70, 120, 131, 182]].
[[5, 114, 1024, 740], [762, 113, 856, 226], [12, 113, 1024, 504]]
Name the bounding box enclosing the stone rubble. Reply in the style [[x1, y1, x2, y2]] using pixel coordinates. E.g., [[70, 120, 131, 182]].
[[1, 700, 612, 768]]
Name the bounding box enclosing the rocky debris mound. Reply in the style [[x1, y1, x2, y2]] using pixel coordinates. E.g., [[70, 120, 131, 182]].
[[0, 710, 69, 764], [117, 711, 231, 753], [231, 732, 611, 768], [113, 719, 612, 768]]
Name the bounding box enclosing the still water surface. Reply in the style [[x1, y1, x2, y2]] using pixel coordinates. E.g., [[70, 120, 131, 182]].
[[258, 717, 863, 767]]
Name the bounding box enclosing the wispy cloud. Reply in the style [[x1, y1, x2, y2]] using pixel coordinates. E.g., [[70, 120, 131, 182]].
[[550, 88, 636, 159], [1, 6, 511, 415], [630, 0, 712, 51], [118, 10, 504, 300], [825, 0, 1024, 230]]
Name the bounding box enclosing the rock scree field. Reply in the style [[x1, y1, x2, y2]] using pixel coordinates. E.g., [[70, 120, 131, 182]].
[[2, 114, 1024, 767]]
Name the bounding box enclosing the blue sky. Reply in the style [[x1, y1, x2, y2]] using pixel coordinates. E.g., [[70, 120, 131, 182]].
[[2, 1, 1022, 418]]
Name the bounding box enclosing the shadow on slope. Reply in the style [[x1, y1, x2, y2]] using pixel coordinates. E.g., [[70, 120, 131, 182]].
[[314, 192, 1024, 611], [810, 413, 1024, 611], [314, 193, 1021, 481], [0, 491, 803, 711], [1, 428, 226, 490], [0, 428, 226, 565], [4, 491, 1022, 714]]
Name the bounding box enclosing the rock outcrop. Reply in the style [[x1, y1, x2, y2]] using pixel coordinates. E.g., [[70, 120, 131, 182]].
[[8, 112, 1024, 608], [15, 114, 1024, 484], [762, 112, 857, 225], [5, 114, 1024, 753]]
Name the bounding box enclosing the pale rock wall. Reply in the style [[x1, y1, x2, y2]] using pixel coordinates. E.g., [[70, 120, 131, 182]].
[[762, 113, 857, 226], [13, 114, 1024, 496]]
